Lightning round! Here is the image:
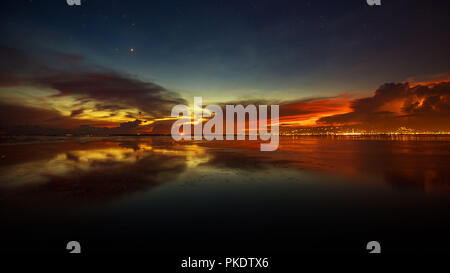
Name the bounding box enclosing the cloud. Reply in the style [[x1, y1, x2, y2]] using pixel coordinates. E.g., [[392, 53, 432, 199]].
[[0, 100, 153, 135], [94, 103, 126, 112], [2, 45, 449, 133], [0, 45, 187, 120], [278, 96, 351, 126], [406, 72, 450, 87], [318, 81, 450, 130], [40, 71, 185, 118], [0, 101, 118, 132], [147, 96, 352, 134], [70, 109, 84, 117], [211, 96, 352, 127], [0, 102, 68, 128], [119, 119, 142, 129]]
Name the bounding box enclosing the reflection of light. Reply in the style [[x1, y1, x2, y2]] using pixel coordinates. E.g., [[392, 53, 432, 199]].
[[184, 145, 211, 168], [71, 148, 135, 163], [137, 143, 153, 151], [152, 144, 210, 168]]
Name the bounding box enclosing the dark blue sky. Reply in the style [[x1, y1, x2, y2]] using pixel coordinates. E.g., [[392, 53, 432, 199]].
[[2, 0, 450, 102]]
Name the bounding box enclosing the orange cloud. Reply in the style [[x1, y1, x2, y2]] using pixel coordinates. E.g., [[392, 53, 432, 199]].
[[279, 96, 352, 127]]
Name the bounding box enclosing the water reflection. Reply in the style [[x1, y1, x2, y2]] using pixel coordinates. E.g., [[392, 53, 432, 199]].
[[0, 139, 189, 205], [1, 136, 450, 207]]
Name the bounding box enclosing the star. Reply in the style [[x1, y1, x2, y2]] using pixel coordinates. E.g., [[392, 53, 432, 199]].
[[130, 48, 135, 53]]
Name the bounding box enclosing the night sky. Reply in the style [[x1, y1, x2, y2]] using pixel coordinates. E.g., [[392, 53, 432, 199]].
[[1, 0, 449, 132]]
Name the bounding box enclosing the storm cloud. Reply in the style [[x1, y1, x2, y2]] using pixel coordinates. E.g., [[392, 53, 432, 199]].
[[318, 81, 450, 130]]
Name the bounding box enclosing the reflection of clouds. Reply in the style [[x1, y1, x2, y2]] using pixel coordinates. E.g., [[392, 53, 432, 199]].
[[1, 136, 449, 206], [0, 141, 212, 189], [0, 140, 192, 204], [1, 146, 147, 187]]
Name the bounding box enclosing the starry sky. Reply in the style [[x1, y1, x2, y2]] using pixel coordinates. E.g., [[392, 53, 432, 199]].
[[0, 0, 449, 132]]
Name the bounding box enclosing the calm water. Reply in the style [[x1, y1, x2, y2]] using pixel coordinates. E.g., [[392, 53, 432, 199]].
[[1, 136, 449, 253]]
